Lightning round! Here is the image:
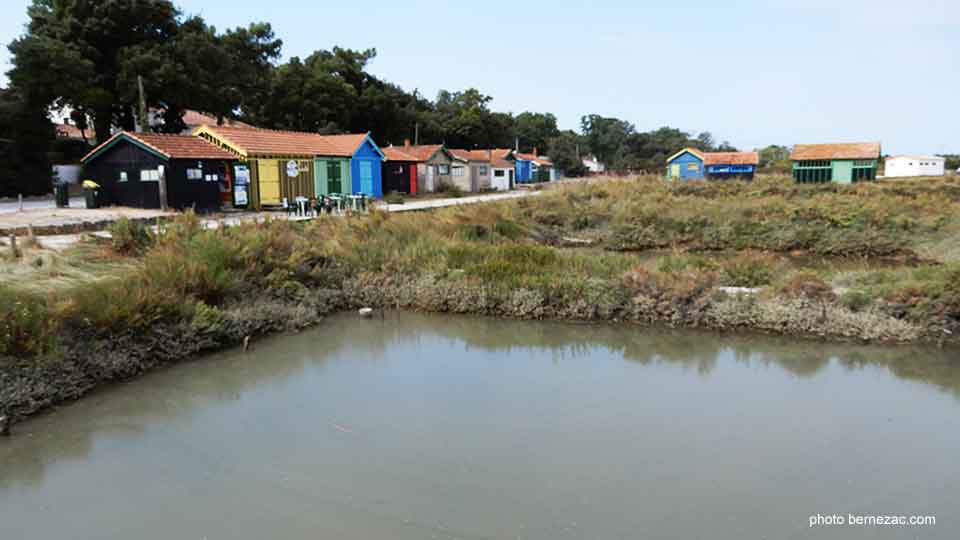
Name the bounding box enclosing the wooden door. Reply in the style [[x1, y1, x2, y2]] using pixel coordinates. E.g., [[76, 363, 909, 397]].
[[359, 160, 374, 194], [257, 160, 281, 204]]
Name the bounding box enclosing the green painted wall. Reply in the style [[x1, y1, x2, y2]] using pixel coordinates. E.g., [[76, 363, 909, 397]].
[[832, 160, 853, 183], [313, 157, 352, 195]]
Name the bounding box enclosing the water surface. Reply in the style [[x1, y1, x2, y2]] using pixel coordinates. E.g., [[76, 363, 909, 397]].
[[2, 313, 958, 539]]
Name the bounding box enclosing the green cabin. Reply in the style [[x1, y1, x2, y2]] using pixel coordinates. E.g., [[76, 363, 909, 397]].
[[791, 142, 881, 183]]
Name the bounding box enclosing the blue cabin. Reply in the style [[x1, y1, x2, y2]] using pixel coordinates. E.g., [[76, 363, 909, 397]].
[[513, 152, 553, 183], [665, 148, 705, 180], [667, 148, 759, 181], [347, 134, 387, 198]]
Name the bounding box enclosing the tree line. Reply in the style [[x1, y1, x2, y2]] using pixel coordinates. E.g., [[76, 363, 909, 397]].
[[3, 0, 756, 196]]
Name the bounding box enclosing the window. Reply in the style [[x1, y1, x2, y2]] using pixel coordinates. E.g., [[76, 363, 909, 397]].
[[204, 174, 219, 182], [452, 166, 465, 177], [140, 169, 160, 182], [494, 169, 505, 177], [479, 166, 489, 176], [687, 163, 698, 171], [438, 164, 450, 175], [187, 168, 203, 180], [118, 171, 128, 182]]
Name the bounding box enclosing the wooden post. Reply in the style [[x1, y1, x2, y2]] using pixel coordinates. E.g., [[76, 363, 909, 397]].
[[8, 234, 19, 259], [18, 194, 23, 212], [157, 165, 169, 211], [137, 75, 149, 133]]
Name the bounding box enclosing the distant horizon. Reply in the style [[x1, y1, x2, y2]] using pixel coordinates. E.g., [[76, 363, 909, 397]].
[[2, 0, 957, 155]]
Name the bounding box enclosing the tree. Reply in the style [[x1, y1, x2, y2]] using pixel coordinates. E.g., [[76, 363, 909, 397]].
[[515, 112, 559, 153], [547, 131, 587, 177], [9, 0, 180, 141], [580, 115, 635, 169], [0, 87, 53, 197]]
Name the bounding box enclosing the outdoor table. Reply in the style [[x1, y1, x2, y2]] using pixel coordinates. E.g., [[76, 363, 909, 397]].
[[348, 194, 362, 212], [329, 195, 344, 213]]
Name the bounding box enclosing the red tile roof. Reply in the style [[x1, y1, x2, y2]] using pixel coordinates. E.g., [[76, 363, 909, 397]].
[[55, 122, 87, 140], [197, 125, 370, 157], [182, 110, 254, 129], [791, 142, 881, 161], [81, 131, 236, 162], [704, 151, 759, 166], [382, 146, 419, 161], [393, 144, 446, 162]]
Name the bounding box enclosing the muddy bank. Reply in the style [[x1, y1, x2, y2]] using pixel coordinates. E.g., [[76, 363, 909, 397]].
[[3, 273, 958, 426], [0, 290, 343, 423]]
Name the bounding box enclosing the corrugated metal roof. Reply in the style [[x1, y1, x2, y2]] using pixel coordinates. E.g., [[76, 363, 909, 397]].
[[791, 142, 881, 161]]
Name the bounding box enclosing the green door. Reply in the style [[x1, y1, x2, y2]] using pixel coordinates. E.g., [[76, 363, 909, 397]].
[[327, 160, 343, 194], [359, 160, 373, 194], [832, 160, 853, 184]]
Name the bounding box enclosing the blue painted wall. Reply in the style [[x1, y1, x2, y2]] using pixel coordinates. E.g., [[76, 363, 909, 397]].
[[515, 160, 532, 182], [706, 164, 755, 175], [350, 138, 384, 197], [666, 151, 704, 180]]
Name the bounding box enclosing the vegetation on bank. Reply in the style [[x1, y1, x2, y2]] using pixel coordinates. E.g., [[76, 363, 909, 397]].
[[2, 174, 959, 417]]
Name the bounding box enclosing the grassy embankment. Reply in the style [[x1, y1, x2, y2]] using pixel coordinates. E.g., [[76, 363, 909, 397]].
[[2, 174, 959, 420]]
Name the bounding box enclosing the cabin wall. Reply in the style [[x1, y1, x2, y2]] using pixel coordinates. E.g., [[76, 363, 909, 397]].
[[666, 152, 704, 180], [351, 140, 384, 197], [382, 161, 415, 194]]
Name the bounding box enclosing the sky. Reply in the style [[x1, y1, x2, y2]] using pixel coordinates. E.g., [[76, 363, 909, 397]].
[[1, 0, 958, 154]]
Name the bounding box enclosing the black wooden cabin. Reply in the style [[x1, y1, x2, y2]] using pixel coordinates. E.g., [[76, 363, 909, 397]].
[[81, 132, 237, 211]]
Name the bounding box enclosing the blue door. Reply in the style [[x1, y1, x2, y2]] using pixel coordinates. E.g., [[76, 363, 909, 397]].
[[359, 160, 374, 194]]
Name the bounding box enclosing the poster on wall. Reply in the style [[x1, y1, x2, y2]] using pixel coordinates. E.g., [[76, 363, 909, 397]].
[[234, 165, 250, 206]]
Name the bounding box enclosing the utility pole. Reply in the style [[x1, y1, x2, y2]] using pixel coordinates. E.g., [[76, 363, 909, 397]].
[[137, 75, 149, 133], [414, 122, 419, 146]]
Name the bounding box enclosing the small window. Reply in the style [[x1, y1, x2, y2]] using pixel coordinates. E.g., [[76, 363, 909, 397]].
[[479, 166, 489, 175], [118, 171, 128, 182], [687, 163, 698, 171], [438, 164, 450, 175], [186, 168, 202, 180], [452, 166, 465, 177], [494, 169, 505, 177], [204, 174, 219, 182], [140, 169, 160, 182]]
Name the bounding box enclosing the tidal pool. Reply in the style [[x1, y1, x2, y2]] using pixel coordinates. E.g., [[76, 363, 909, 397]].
[[1, 313, 958, 539]]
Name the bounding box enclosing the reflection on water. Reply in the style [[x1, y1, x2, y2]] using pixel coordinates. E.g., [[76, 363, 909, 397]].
[[1, 312, 958, 540]]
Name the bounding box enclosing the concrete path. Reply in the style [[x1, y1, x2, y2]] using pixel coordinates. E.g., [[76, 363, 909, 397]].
[[32, 190, 541, 251], [0, 196, 85, 214]]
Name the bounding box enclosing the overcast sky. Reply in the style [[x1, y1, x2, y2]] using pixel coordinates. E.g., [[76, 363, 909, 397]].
[[2, 0, 957, 154]]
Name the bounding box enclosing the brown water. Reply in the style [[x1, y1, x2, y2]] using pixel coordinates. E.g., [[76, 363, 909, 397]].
[[1, 313, 958, 539]]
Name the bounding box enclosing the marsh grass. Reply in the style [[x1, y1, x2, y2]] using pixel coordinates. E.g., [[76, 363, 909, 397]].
[[4, 175, 960, 356]]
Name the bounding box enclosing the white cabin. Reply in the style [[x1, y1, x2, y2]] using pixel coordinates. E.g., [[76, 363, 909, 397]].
[[884, 155, 945, 178]]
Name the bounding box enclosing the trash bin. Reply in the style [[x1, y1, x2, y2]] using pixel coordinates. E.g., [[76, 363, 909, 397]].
[[81, 180, 101, 209], [54, 183, 69, 208]]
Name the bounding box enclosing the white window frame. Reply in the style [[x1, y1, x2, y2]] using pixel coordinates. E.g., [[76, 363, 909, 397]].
[[438, 164, 451, 175], [479, 166, 489, 176], [452, 166, 465, 177], [140, 169, 160, 182], [118, 171, 128, 183]]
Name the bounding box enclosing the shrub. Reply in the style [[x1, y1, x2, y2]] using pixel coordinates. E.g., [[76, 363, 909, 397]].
[[839, 289, 874, 312], [0, 287, 54, 356], [436, 181, 465, 198], [384, 191, 405, 204], [493, 219, 525, 240], [720, 252, 777, 287], [109, 218, 153, 255], [777, 271, 837, 302]]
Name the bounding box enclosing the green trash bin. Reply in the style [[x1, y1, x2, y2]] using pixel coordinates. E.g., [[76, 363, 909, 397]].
[[54, 183, 69, 208]]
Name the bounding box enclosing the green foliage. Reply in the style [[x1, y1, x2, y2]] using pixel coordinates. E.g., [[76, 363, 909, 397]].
[[383, 191, 405, 204], [0, 88, 53, 197], [109, 218, 154, 255], [720, 252, 777, 287], [0, 287, 54, 356]]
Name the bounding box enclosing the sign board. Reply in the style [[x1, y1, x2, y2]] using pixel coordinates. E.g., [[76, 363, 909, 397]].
[[234, 165, 250, 185], [286, 160, 299, 178]]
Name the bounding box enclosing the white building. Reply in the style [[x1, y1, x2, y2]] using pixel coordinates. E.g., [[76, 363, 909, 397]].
[[582, 155, 606, 174], [884, 155, 945, 178]]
